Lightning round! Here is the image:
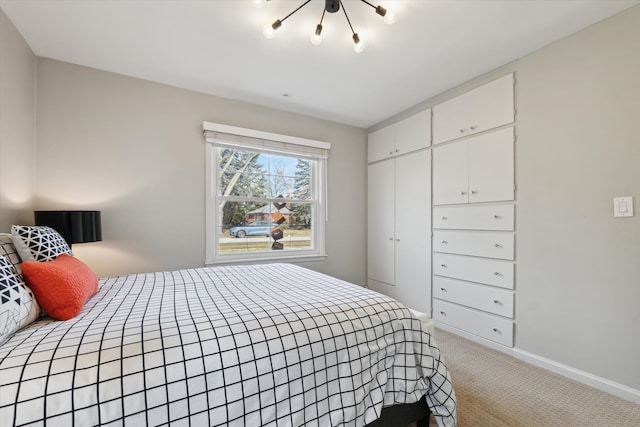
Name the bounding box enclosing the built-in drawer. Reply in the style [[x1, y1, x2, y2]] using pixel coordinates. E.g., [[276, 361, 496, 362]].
[[433, 253, 514, 289], [433, 276, 514, 318], [433, 299, 514, 347], [434, 230, 514, 260], [433, 204, 514, 230]]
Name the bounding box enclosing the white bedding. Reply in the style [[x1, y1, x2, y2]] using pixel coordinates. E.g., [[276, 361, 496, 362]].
[[0, 263, 456, 426]]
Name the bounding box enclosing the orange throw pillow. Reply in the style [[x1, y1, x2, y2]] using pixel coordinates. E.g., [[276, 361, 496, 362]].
[[21, 254, 98, 320]]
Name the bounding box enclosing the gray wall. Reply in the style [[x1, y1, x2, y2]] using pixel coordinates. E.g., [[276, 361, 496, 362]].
[[34, 59, 367, 284], [0, 10, 36, 230], [515, 5, 640, 390]]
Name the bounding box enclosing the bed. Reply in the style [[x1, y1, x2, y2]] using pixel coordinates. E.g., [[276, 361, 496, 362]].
[[1, 231, 456, 427]]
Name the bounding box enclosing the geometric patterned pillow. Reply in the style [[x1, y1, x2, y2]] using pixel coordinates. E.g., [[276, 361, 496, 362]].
[[0, 233, 22, 274], [0, 253, 41, 344], [11, 225, 73, 262]]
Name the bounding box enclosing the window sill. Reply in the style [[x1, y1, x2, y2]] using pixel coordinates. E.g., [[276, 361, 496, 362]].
[[205, 253, 328, 267]]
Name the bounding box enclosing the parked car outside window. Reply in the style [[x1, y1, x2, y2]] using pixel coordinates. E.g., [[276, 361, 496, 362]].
[[229, 221, 279, 238]]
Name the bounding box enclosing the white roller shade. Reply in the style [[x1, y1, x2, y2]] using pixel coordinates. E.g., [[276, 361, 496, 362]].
[[203, 121, 330, 159]]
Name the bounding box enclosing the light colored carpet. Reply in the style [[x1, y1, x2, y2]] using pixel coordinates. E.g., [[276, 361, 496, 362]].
[[428, 328, 640, 426]]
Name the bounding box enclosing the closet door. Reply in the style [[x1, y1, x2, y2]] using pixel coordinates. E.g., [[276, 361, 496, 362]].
[[433, 141, 468, 205], [395, 150, 431, 314], [367, 159, 395, 286]]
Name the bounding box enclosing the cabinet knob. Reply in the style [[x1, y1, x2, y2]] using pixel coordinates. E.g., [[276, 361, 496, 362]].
[[493, 300, 500, 304], [494, 243, 502, 248], [494, 272, 502, 277], [440, 264, 448, 268], [471, 190, 478, 194], [470, 125, 477, 130], [441, 216, 447, 220], [440, 311, 447, 316], [440, 287, 447, 292], [441, 240, 448, 244], [395, 238, 400, 242], [388, 151, 393, 155], [493, 215, 501, 219], [395, 149, 399, 153], [388, 237, 393, 241], [492, 328, 499, 333], [459, 191, 467, 195], [459, 128, 465, 133]]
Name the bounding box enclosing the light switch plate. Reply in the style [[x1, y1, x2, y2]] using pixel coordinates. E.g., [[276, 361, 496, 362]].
[[613, 196, 633, 217]]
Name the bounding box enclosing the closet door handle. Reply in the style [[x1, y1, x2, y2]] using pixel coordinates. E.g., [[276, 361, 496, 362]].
[[470, 125, 477, 130], [459, 191, 467, 195]]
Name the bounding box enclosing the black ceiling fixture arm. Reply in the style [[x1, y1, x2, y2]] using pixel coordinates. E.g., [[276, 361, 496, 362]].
[[272, 0, 312, 30]]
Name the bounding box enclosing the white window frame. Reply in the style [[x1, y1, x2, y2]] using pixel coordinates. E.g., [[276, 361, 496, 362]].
[[203, 121, 330, 265]]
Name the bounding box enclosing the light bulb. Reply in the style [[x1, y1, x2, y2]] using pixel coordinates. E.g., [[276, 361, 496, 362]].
[[384, 10, 397, 25], [252, 0, 267, 8], [352, 34, 365, 53], [263, 20, 281, 39], [310, 24, 323, 45]]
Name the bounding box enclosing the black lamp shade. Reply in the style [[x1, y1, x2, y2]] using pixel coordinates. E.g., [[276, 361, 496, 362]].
[[34, 211, 102, 245]]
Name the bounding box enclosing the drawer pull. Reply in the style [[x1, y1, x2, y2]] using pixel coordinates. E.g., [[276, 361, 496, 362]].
[[471, 190, 478, 194], [492, 328, 499, 333], [440, 311, 447, 316], [493, 215, 501, 219], [441, 240, 448, 244], [395, 238, 400, 242], [459, 128, 466, 133], [388, 237, 393, 241], [494, 243, 502, 248], [494, 272, 502, 277], [440, 264, 448, 268], [493, 300, 501, 305], [441, 216, 447, 220], [459, 191, 467, 195], [440, 287, 447, 292]]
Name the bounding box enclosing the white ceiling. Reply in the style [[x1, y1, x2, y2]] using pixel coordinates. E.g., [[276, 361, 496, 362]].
[[2, 0, 638, 128]]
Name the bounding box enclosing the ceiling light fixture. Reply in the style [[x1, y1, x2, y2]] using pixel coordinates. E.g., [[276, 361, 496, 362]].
[[261, 0, 396, 53]]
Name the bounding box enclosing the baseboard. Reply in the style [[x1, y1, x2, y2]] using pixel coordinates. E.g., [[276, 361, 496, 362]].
[[433, 321, 640, 404]]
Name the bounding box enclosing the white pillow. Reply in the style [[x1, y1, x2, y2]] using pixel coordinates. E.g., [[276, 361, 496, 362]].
[[0, 253, 40, 344], [0, 233, 22, 274], [11, 225, 73, 262]]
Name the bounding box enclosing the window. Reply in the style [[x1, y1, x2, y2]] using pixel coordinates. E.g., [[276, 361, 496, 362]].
[[203, 122, 330, 264]]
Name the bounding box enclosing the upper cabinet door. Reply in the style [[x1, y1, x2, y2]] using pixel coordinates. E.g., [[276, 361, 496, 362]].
[[395, 109, 431, 155], [368, 124, 396, 163], [433, 141, 469, 205], [433, 74, 514, 145], [468, 127, 514, 203], [368, 109, 432, 163]]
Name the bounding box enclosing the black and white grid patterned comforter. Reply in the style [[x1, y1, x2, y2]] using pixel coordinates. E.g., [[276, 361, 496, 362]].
[[0, 263, 456, 427]]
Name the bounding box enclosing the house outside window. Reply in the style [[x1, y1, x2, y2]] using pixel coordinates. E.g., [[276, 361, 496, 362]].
[[203, 122, 330, 264]]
